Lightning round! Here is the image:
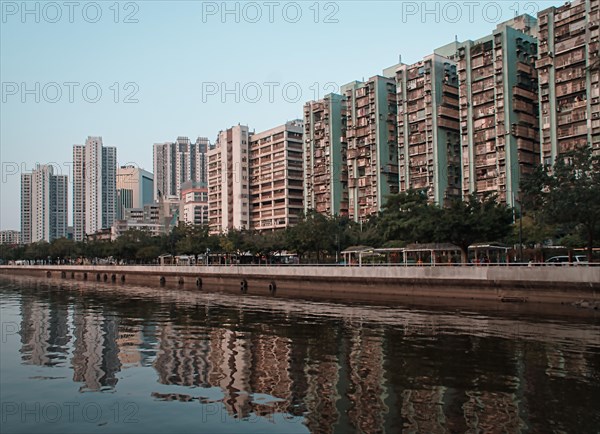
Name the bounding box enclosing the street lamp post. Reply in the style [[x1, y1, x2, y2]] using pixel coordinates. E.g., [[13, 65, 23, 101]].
[[519, 204, 523, 263]]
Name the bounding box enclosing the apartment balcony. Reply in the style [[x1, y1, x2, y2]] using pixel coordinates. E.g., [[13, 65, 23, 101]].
[[438, 106, 459, 119], [519, 112, 538, 126], [558, 124, 589, 138], [556, 81, 587, 97], [512, 124, 537, 138], [437, 117, 460, 130], [513, 99, 532, 112], [555, 49, 586, 68], [516, 62, 534, 75], [476, 179, 498, 191], [513, 87, 536, 100], [517, 150, 539, 165], [516, 138, 537, 152], [555, 36, 587, 55], [535, 57, 554, 69], [442, 84, 459, 96]]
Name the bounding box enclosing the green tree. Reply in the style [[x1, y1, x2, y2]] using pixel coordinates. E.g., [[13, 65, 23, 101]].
[[24, 241, 51, 261], [286, 211, 335, 262], [136, 245, 161, 263], [49, 238, 77, 261], [435, 195, 513, 263], [175, 224, 212, 255], [377, 190, 439, 245], [522, 147, 600, 260]]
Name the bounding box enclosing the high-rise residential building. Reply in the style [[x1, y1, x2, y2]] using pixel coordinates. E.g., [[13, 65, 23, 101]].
[[303, 94, 348, 217], [0, 230, 21, 245], [20, 164, 68, 244], [249, 120, 304, 231], [73, 137, 117, 241], [21, 173, 31, 245], [116, 165, 154, 220], [392, 43, 462, 205], [343, 76, 399, 221], [153, 136, 209, 201], [180, 181, 209, 226], [457, 15, 540, 206], [207, 125, 251, 233], [536, 0, 600, 164]]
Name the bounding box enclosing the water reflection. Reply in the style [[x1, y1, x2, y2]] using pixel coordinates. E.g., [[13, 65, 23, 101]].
[[5, 277, 600, 433]]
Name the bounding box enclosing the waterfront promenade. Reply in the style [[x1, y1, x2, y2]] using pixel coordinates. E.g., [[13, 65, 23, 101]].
[[1, 264, 598, 306]]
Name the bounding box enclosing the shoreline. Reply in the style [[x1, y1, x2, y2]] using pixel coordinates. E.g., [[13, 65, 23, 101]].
[[1, 265, 598, 309]]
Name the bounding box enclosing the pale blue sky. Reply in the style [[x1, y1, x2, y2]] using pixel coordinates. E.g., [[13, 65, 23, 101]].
[[0, 0, 562, 230]]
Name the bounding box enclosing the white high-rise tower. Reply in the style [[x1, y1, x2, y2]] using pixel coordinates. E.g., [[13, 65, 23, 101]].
[[73, 137, 117, 241], [20, 164, 68, 244]]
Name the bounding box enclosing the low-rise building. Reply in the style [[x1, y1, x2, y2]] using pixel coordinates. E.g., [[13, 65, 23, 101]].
[[180, 181, 209, 226], [0, 230, 21, 245]]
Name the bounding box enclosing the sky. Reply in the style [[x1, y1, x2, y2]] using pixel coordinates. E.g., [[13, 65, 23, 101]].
[[0, 0, 563, 230]]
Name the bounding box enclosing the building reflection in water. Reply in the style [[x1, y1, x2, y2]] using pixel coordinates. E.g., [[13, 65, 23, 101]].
[[14, 283, 600, 433], [71, 306, 121, 392], [20, 299, 52, 366]]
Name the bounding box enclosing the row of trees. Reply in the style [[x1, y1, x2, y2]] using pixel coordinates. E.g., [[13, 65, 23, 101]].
[[1, 148, 597, 263], [0, 194, 513, 264]]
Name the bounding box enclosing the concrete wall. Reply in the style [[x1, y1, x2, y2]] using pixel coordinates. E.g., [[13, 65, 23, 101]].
[[1, 265, 598, 306]]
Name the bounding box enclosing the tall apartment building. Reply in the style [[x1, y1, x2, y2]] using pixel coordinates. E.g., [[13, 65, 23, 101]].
[[457, 15, 540, 206], [0, 230, 21, 245], [20, 164, 68, 244], [343, 76, 399, 221], [153, 137, 209, 201], [179, 181, 209, 226], [249, 120, 304, 230], [393, 44, 462, 205], [303, 94, 348, 217], [116, 165, 154, 220], [537, 0, 600, 164], [73, 137, 117, 241], [207, 125, 251, 233]]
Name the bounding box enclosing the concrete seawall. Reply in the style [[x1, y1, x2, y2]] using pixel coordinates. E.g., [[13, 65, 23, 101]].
[[1, 264, 598, 306]]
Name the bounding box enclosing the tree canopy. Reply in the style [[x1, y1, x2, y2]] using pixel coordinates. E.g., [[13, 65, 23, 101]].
[[521, 146, 600, 260]]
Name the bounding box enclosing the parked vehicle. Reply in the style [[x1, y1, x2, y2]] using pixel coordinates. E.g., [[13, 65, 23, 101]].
[[545, 255, 588, 265]]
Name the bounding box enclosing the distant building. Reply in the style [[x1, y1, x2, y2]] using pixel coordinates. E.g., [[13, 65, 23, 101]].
[[249, 120, 304, 230], [111, 203, 172, 239], [303, 94, 349, 217], [21, 164, 68, 244], [207, 125, 251, 233], [158, 195, 181, 234], [0, 230, 21, 245], [536, 0, 600, 164], [116, 166, 154, 220], [85, 227, 113, 242], [153, 136, 208, 201], [73, 137, 117, 241], [180, 181, 209, 226]]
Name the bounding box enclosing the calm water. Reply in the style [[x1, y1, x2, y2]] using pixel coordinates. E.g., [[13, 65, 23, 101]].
[[0, 276, 599, 434]]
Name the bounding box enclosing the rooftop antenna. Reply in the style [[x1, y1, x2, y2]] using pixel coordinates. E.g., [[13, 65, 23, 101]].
[[455, 35, 458, 42], [399, 54, 402, 64]]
